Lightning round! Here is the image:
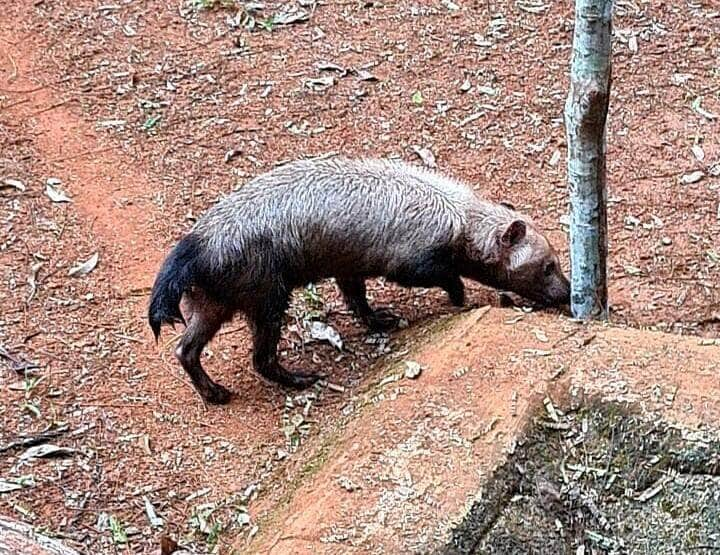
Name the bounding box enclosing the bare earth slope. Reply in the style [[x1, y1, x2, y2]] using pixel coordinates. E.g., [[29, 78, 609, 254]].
[[245, 308, 720, 554], [1, 1, 719, 553]]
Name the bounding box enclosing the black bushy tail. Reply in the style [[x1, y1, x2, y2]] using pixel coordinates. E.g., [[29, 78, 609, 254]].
[[148, 234, 203, 341]]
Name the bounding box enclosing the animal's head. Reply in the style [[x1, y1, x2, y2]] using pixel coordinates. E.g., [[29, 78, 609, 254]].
[[465, 203, 570, 307]]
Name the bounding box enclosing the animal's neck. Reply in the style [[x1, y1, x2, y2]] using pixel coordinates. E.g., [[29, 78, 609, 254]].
[[467, 199, 514, 260]]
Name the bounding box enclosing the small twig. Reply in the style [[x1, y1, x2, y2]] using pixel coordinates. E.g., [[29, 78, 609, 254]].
[[160, 357, 196, 393], [74, 402, 148, 408], [48, 146, 114, 165], [55, 208, 70, 242], [625, 172, 680, 182], [119, 286, 152, 298], [7, 50, 18, 82], [26, 98, 74, 117], [552, 328, 581, 348], [208, 126, 263, 140], [0, 425, 71, 454], [217, 326, 246, 337], [0, 345, 40, 373], [111, 333, 143, 343], [0, 97, 30, 111], [23, 331, 42, 343], [163, 331, 183, 349], [0, 84, 48, 94]]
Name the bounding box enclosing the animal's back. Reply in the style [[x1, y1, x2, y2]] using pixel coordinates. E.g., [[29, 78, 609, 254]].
[[193, 158, 477, 282], [149, 156, 570, 404]]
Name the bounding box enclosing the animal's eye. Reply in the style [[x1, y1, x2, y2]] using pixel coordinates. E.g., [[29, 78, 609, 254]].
[[544, 261, 555, 277]]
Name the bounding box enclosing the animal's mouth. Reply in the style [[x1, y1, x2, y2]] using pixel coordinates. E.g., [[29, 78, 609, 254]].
[[532, 299, 561, 310], [499, 291, 569, 313], [547, 292, 571, 306], [525, 291, 571, 311]]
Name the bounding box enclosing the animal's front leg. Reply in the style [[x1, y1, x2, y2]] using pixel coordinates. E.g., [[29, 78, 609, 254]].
[[336, 277, 400, 332], [442, 274, 465, 307], [391, 249, 465, 307], [248, 289, 322, 388]]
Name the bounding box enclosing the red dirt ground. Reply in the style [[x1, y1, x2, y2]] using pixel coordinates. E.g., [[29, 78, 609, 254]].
[[1, 1, 718, 553], [247, 308, 720, 554]]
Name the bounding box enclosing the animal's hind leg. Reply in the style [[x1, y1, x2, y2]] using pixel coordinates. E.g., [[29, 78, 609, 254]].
[[336, 277, 400, 332], [175, 295, 233, 405], [248, 285, 322, 389]]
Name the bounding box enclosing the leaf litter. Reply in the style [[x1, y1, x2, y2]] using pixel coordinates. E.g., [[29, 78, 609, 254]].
[[68, 252, 99, 277], [45, 179, 72, 203], [1, 178, 26, 192], [308, 320, 343, 350], [451, 399, 720, 553], [19, 443, 76, 462], [3, 0, 720, 553]]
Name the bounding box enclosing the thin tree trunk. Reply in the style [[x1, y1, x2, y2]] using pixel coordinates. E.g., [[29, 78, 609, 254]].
[[564, 0, 612, 320]]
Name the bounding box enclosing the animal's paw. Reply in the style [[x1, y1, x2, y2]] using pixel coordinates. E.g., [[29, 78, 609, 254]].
[[261, 364, 323, 389], [284, 370, 322, 389], [365, 307, 401, 332], [202, 382, 234, 405], [449, 302, 479, 314], [498, 292, 518, 308]]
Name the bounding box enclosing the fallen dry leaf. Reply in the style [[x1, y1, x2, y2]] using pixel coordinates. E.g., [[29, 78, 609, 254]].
[[680, 171, 704, 185], [19, 444, 76, 462], [309, 320, 343, 350], [412, 145, 437, 168], [403, 360, 423, 379], [2, 178, 26, 192], [69, 253, 99, 277], [45, 180, 72, 203]]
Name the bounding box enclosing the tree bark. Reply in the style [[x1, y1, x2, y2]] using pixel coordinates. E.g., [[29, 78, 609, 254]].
[[564, 0, 612, 320]]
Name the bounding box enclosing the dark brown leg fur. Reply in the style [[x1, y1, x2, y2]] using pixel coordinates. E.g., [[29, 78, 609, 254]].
[[336, 277, 400, 332], [175, 292, 234, 404], [248, 284, 322, 388]]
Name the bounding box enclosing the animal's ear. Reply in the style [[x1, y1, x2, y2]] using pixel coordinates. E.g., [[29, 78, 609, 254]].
[[500, 219, 526, 248], [499, 200, 516, 211]]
